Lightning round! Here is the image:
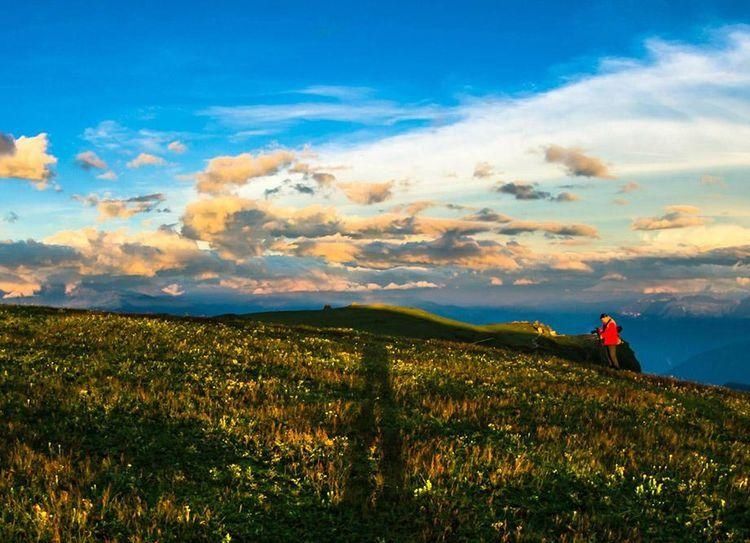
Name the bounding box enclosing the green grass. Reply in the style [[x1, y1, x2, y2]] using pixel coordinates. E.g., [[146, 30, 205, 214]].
[[0, 304, 748, 542], [222, 304, 641, 371]]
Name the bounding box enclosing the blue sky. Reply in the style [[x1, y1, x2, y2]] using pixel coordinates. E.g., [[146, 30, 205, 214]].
[[1, 1, 749, 313]]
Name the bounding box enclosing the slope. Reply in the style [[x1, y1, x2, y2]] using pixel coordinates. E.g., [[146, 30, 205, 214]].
[[222, 303, 642, 371], [0, 304, 746, 542]]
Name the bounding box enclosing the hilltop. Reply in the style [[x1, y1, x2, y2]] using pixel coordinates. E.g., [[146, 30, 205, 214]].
[[0, 304, 747, 542], [221, 304, 642, 371]]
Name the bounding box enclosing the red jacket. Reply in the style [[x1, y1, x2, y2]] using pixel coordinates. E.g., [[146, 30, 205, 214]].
[[597, 319, 620, 346]]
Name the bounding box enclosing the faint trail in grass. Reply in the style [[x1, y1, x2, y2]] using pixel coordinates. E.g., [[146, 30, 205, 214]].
[[342, 341, 406, 511]]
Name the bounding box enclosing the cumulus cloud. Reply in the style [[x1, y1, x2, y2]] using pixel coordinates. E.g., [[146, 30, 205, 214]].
[[619, 181, 640, 193], [196, 150, 295, 194], [391, 200, 436, 216], [76, 151, 108, 170], [498, 220, 598, 238], [496, 182, 551, 200], [75, 193, 166, 221], [463, 208, 512, 223], [43, 227, 211, 277], [544, 145, 614, 178], [632, 205, 706, 231], [127, 153, 167, 168], [312, 172, 336, 186], [97, 170, 118, 181], [554, 191, 579, 202], [473, 161, 494, 178], [0, 133, 15, 156], [495, 181, 579, 202], [0, 134, 57, 188], [338, 181, 394, 205], [167, 140, 187, 154], [356, 232, 522, 270], [162, 283, 185, 296], [293, 183, 315, 195]]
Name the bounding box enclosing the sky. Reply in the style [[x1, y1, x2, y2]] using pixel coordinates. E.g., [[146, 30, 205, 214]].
[[1, 0, 750, 314]]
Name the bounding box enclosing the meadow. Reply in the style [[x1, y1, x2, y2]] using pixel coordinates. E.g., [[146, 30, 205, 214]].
[[0, 305, 747, 542]]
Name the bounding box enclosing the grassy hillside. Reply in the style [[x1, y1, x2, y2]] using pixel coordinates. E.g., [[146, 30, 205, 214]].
[[0, 305, 748, 542], [223, 304, 642, 371]]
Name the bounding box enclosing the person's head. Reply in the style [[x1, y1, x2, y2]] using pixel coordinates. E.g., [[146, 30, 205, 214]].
[[600, 313, 610, 323]]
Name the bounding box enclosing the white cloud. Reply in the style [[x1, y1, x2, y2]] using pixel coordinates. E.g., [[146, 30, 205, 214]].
[[309, 30, 750, 198]]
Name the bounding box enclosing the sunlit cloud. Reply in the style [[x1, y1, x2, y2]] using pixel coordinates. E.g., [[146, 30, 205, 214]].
[[338, 181, 394, 204], [0, 134, 56, 188], [75, 151, 107, 170], [195, 150, 295, 194], [632, 205, 706, 230], [127, 153, 166, 169]]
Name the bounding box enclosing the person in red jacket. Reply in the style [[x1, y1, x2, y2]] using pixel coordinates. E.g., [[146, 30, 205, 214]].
[[596, 313, 621, 369]]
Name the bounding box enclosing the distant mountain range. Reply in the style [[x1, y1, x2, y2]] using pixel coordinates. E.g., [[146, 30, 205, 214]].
[[620, 294, 750, 319], [669, 340, 750, 388]]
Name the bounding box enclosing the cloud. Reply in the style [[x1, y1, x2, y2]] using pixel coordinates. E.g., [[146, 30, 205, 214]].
[[0, 134, 57, 188], [490, 277, 503, 285], [181, 197, 343, 259], [513, 278, 540, 286], [473, 161, 494, 178], [498, 220, 598, 238], [601, 273, 627, 281], [391, 200, 436, 216], [167, 140, 187, 154], [292, 183, 315, 195], [338, 181, 394, 205], [43, 227, 212, 277], [127, 153, 166, 168], [75, 193, 166, 221], [619, 181, 640, 193], [699, 174, 725, 187], [195, 150, 295, 194], [463, 208, 513, 223], [632, 205, 706, 231], [494, 182, 579, 202], [0, 133, 15, 156], [96, 170, 118, 181], [544, 144, 614, 178], [162, 283, 185, 296], [312, 172, 336, 186], [3, 211, 19, 223], [200, 96, 450, 128], [496, 182, 551, 200], [554, 191, 580, 202], [356, 232, 522, 270], [83, 120, 185, 154], [76, 151, 108, 170]]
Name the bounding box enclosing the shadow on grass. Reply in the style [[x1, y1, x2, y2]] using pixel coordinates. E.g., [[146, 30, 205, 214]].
[[339, 341, 413, 532]]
